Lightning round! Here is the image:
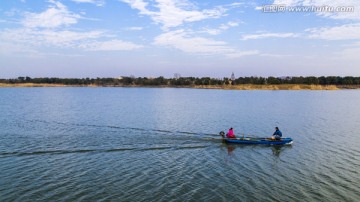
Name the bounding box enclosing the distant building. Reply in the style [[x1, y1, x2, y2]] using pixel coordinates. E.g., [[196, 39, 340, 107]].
[[231, 72, 235, 81], [281, 76, 292, 80], [174, 73, 181, 79]]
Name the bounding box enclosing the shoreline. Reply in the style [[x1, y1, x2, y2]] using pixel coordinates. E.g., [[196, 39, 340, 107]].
[[0, 83, 356, 90]]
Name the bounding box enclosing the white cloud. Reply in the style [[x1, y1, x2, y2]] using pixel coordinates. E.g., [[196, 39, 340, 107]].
[[126, 26, 144, 31], [42, 30, 106, 46], [72, 0, 105, 6], [307, 24, 360, 40], [227, 21, 239, 27], [225, 50, 261, 58], [273, 0, 360, 21], [0, 28, 105, 47], [22, 0, 81, 28], [219, 24, 229, 30], [273, 0, 302, 5], [5, 8, 23, 17], [0, 28, 144, 52], [275, 1, 359, 42], [121, 0, 152, 15], [259, 53, 294, 58], [219, 21, 240, 30], [200, 28, 222, 35], [229, 2, 244, 7], [79, 39, 143, 51], [154, 29, 259, 57], [242, 33, 298, 40], [200, 21, 240, 35], [120, 0, 225, 29], [0, 0, 144, 54]]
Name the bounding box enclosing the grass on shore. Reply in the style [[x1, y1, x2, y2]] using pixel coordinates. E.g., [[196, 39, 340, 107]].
[[192, 84, 339, 90], [0, 83, 100, 87], [0, 83, 341, 90], [0, 83, 69, 87]]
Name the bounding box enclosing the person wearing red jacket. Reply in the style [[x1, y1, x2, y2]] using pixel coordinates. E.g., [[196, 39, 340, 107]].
[[226, 127, 236, 138]]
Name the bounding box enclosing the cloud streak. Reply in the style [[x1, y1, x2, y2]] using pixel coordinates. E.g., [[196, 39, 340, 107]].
[[154, 29, 259, 57], [0, 0, 143, 54], [79, 39, 143, 51], [273, 0, 360, 21], [0, 28, 143, 53], [71, 0, 105, 7], [307, 24, 360, 40], [242, 33, 298, 40], [120, 0, 225, 29], [23, 0, 81, 28]]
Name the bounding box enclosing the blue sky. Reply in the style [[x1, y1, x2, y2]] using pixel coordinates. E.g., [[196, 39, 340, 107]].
[[0, 0, 359, 78]]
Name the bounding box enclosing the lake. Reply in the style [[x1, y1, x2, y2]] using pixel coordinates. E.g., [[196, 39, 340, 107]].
[[0, 87, 359, 201]]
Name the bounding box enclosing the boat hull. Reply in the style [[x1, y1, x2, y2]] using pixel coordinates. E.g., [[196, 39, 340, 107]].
[[223, 137, 293, 145]]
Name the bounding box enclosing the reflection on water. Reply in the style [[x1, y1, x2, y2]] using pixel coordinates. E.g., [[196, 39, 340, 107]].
[[227, 145, 236, 154], [0, 88, 360, 201], [271, 145, 285, 157], [224, 144, 291, 158]]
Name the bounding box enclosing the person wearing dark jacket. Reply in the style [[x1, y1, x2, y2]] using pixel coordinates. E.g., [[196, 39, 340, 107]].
[[272, 127, 282, 140]]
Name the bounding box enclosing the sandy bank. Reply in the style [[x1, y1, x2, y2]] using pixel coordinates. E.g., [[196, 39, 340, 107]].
[[0, 83, 346, 90]]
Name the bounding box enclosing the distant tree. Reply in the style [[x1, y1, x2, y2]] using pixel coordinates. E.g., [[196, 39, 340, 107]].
[[155, 76, 167, 85], [24, 76, 31, 82], [305, 76, 319, 85], [194, 78, 203, 85], [3, 76, 360, 86], [18, 77, 25, 83], [200, 77, 210, 85], [256, 77, 266, 85], [267, 77, 281, 84], [318, 76, 326, 85], [121, 77, 134, 85], [210, 78, 221, 85]]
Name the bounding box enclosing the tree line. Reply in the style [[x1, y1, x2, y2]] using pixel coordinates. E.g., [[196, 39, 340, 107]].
[[1, 76, 360, 86]]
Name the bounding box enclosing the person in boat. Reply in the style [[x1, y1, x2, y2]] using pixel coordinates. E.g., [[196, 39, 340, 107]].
[[226, 128, 236, 139], [272, 127, 282, 140]]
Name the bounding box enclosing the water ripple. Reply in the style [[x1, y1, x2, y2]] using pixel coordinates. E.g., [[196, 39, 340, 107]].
[[1, 89, 360, 201]]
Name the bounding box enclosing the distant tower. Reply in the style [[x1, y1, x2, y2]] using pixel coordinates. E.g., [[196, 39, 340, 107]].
[[231, 72, 235, 81], [174, 73, 181, 79]]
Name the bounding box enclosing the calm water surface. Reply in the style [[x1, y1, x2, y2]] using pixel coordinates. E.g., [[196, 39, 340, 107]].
[[0, 87, 359, 201]]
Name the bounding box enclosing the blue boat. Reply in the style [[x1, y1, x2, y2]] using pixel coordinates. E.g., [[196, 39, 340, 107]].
[[219, 131, 293, 145]]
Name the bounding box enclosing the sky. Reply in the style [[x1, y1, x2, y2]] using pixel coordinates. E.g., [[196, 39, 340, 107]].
[[0, 0, 359, 78]]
